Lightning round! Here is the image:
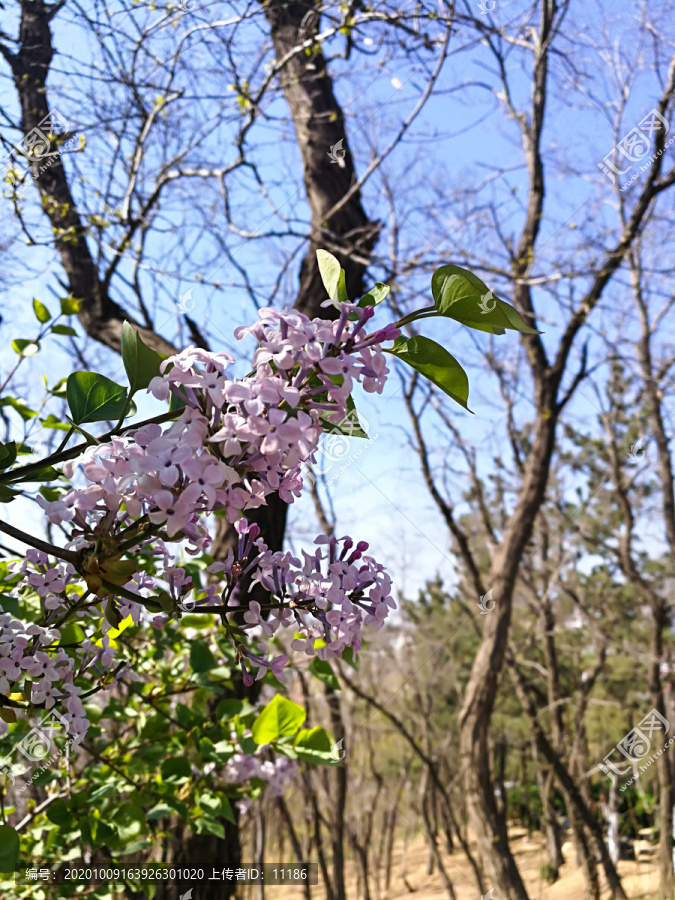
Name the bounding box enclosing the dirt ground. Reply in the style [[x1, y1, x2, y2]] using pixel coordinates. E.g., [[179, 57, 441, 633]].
[[284, 828, 662, 900]]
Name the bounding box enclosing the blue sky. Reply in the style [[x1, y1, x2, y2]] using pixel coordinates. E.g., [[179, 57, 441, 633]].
[[1, 0, 674, 600]]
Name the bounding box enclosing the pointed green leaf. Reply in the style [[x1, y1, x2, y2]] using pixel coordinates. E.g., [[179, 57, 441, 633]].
[[349, 283, 390, 320], [60, 296, 81, 315], [32, 298, 52, 323], [387, 335, 471, 411], [293, 726, 336, 765], [0, 442, 17, 470], [169, 391, 186, 412], [251, 694, 306, 745], [0, 824, 19, 872], [309, 657, 340, 690], [160, 757, 192, 782], [220, 794, 235, 824], [0, 397, 38, 421], [316, 250, 343, 302], [190, 639, 217, 673], [12, 339, 40, 357], [359, 283, 390, 308], [51, 324, 78, 337], [431, 264, 539, 334], [66, 371, 128, 424], [40, 413, 72, 431], [121, 322, 165, 395]]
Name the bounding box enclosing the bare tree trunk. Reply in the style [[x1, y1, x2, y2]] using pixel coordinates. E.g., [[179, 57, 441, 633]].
[[533, 761, 564, 879], [384, 764, 409, 896], [649, 602, 674, 900], [3, 0, 176, 355], [419, 768, 456, 900], [602, 781, 620, 867], [633, 265, 675, 899], [341, 670, 484, 894], [326, 684, 348, 900], [254, 803, 266, 900], [510, 662, 625, 899], [277, 797, 311, 900]]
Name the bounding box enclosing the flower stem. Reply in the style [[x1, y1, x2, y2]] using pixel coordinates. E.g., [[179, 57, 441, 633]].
[[0, 519, 78, 564], [0, 409, 181, 485]]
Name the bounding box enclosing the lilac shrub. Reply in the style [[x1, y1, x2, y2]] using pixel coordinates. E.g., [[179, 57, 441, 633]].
[[1, 300, 399, 738]]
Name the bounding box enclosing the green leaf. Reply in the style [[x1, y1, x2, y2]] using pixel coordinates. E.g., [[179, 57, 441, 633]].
[[169, 391, 186, 412], [146, 802, 175, 820], [387, 336, 471, 411], [359, 283, 389, 308], [190, 639, 217, 673], [39, 485, 65, 502], [316, 250, 345, 303], [318, 390, 368, 439], [12, 339, 40, 357], [121, 322, 165, 395], [49, 377, 68, 397], [216, 698, 255, 719], [0, 486, 21, 503], [160, 757, 192, 782], [195, 817, 225, 838], [32, 769, 57, 787], [0, 824, 19, 872], [220, 794, 235, 824], [32, 298, 52, 323], [309, 657, 339, 690], [114, 801, 147, 845], [40, 413, 72, 431], [51, 324, 78, 337], [337, 269, 349, 303], [341, 646, 360, 670], [430, 265, 539, 335], [0, 397, 38, 421], [59, 622, 86, 646], [0, 441, 17, 470], [66, 371, 128, 424], [60, 296, 81, 315], [89, 784, 118, 803], [349, 281, 390, 318], [251, 695, 306, 745], [46, 798, 75, 828], [293, 726, 336, 765]]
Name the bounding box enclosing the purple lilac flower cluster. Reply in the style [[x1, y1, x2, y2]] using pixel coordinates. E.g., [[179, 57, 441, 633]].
[[0, 303, 398, 741], [223, 751, 297, 798]]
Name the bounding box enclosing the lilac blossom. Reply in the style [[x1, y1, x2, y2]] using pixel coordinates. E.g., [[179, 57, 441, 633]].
[[2, 302, 399, 742]]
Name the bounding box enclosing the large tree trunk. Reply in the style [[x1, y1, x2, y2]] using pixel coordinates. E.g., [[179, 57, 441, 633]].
[[3, 1, 174, 355], [458, 388, 558, 900], [260, 0, 380, 310], [634, 265, 675, 898]]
